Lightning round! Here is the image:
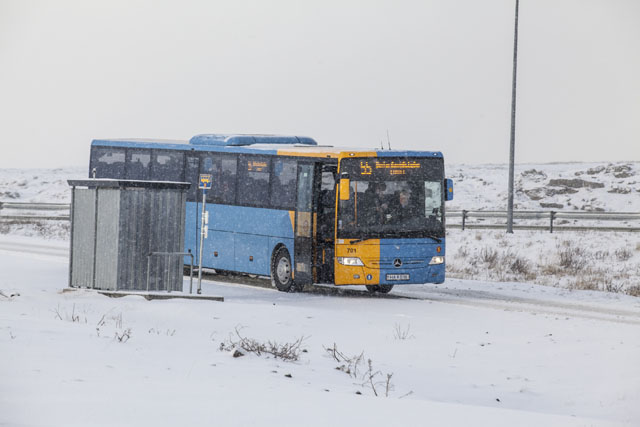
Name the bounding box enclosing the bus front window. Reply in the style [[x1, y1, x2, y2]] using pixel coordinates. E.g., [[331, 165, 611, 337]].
[[337, 158, 445, 240]]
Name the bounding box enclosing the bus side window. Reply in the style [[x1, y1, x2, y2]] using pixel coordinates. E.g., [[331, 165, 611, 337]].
[[184, 155, 200, 201], [91, 147, 125, 178], [238, 156, 270, 207], [201, 155, 218, 203], [270, 159, 297, 209], [214, 156, 237, 205], [152, 151, 184, 182], [125, 150, 151, 180]]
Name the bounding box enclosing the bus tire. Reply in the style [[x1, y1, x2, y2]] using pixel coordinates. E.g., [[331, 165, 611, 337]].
[[271, 247, 297, 292], [365, 284, 394, 294]]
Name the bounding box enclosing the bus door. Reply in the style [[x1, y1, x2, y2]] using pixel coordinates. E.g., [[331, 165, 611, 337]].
[[294, 163, 315, 285], [316, 165, 336, 283]]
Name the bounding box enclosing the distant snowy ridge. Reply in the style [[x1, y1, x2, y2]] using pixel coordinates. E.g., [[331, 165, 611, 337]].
[[1, 162, 638, 212], [448, 161, 639, 213]]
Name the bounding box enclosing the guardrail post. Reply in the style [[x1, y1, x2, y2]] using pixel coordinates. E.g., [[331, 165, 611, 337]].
[[462, 210, 468, 231], [550, 211, 556, 233]]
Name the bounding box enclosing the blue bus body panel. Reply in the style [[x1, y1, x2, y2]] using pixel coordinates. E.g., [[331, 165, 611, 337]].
[[377, 238, 445, 285], [185, 202, 294, 276]]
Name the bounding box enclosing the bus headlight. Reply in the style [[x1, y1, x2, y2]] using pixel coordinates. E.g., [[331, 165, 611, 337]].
[[429, 256, 445, 265], [338, 257, 364, 266]]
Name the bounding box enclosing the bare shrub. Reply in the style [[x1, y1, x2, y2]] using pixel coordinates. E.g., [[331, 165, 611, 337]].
[[540, 263, 562, 276], [614, 248, 632, 262], [474, 232, 483, 241], [593, 250, 609, 261], [360, 359, 394, 397], [626, 285, 640, 297], [115, 328, 132, 343], [570, 277, 599, 291], [479, 247, 499, 268], [558, 245, 587, 271], [220, 327, 306, 361], [393, 323, 414, 340], [456, 246, 469, 258], [324, 343, 364, 378], [604, 281, 624, 293], [509, 255, 531, 276], [51, 304, 85, 323], [325, 343, 395, 397]]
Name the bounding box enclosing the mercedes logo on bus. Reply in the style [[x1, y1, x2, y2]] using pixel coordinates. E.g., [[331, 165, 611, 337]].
[[393, 258, 402, 268]]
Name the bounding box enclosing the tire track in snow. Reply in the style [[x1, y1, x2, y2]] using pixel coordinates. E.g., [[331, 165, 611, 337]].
[[2, 238, 638, 325], [0, 239, 68, 259], [395, 287, 640, 326]]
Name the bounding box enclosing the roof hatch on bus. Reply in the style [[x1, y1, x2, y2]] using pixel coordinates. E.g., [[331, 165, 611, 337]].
[[189, 134, 318, 147]]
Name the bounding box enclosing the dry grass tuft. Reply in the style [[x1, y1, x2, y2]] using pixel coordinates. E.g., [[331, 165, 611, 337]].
[[626, 285, 640, 297], [615, 248, 633, 262]]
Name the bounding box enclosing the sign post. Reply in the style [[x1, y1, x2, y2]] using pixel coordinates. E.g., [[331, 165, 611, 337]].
[[197, 174, 212, 294]]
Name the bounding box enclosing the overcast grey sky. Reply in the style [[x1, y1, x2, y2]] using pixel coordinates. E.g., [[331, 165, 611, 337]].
[[1, 0, 639, 168]]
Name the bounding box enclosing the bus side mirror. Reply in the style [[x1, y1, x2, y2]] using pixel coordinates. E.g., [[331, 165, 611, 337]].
[[339, 175, 350, 201], [444, 178, 454, 201]]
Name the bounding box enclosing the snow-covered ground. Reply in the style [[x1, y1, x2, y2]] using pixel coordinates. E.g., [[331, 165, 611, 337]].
[[1, 235, 640, 426]]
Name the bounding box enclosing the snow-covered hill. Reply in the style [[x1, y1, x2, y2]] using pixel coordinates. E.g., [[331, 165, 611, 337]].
[[448, 161, 640, 212]]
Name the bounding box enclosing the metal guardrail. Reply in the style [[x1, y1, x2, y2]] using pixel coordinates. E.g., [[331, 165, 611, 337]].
[[2, 202, 639, 233], [0, 202, 70, 221], [448, 210, 640, 233]]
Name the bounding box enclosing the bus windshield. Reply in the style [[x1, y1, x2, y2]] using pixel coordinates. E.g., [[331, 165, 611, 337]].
[[337, 157, 445, 240]]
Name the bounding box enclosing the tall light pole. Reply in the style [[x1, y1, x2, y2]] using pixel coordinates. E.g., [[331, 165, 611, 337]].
[[507, 0, 519, 233]]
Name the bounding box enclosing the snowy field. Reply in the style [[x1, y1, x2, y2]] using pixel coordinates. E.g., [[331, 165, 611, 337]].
[[1, 162, 640, 425], [1, 235, 640, 426]]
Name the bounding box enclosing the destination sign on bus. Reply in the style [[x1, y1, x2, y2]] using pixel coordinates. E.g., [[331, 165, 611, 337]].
[[248, 160, 268, 172], [340, 157, 443, 181], [359, 160, 421, 176]]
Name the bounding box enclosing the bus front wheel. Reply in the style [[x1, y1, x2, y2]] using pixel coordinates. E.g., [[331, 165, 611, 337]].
[[271, 247, 298, 292], [365, 284, 394, 294]]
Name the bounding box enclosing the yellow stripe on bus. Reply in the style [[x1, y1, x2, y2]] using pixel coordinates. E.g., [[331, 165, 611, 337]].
[[334, 239, 380, 285]]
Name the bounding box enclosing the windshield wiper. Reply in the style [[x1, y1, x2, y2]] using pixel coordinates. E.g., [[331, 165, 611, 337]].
[[349, 237, 375, 244], [349, 233, 442, 244]]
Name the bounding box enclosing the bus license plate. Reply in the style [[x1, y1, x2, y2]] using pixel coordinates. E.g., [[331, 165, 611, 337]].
[[386, 274, 409, 281]]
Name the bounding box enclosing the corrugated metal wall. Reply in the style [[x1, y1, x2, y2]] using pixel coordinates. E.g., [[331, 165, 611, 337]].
[[94, 189, 120, 290], [70, 189, 96, 288], [118, 189, 151, 291], [69, 182, 186, 292]]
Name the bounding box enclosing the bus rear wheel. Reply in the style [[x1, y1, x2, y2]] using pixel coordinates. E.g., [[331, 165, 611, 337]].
[[271, 247, 298, 292], [365, 284, 394, 294]]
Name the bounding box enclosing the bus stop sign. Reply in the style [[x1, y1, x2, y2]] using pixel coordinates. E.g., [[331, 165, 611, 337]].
[[199, 174, 212, 190]]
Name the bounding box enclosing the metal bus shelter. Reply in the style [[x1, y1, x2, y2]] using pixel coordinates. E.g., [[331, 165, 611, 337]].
[[67, 179, 189, 292]]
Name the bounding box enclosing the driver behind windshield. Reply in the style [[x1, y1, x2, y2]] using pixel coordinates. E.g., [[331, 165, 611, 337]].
[[389, 189, 420, 224]]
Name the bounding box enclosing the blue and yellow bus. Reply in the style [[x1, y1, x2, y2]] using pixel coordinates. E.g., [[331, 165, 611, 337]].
[[89, 134, 454, 293]]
